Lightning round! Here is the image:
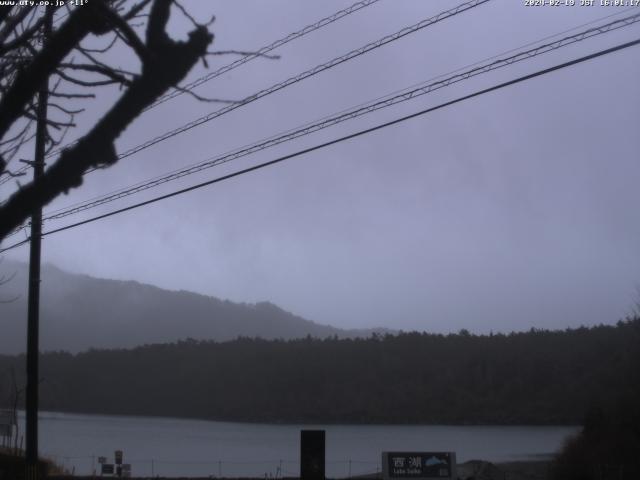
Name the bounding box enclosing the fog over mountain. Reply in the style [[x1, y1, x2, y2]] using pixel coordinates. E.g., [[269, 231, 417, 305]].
[[0, 260, 388, 354]]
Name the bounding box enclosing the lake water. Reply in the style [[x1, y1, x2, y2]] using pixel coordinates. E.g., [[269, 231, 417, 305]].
[[15, 411, 578, 478]]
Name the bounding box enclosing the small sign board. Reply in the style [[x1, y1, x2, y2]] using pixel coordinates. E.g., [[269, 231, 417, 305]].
[[98, 456, 107, 464], [382, 452, 456, 480], [300, 430, 325, 480], [101, 463, 115, 475]]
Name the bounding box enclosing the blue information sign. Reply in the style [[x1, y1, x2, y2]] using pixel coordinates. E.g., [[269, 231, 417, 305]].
[[383, 452, 455, 480]]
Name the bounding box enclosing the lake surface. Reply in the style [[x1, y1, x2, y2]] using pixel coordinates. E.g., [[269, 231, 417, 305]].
[[16, 411, 578, 478]]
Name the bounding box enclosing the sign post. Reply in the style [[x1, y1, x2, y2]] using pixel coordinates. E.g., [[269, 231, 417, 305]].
[[382, 452, 456, 480], [114, 450, 123, 477], [301, 430, 325, 480]]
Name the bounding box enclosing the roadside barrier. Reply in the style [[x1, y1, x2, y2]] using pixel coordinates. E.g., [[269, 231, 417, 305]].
[[45, 455, 382, 478]]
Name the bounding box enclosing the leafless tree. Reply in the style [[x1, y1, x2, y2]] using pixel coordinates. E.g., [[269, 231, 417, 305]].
[[0, 0, 216, 241]]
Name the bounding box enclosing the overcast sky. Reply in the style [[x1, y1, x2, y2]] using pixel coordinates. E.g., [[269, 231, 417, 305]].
[[2, 0, 639, 333]]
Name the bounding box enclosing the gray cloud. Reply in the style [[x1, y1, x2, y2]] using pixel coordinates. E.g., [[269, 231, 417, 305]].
[[2, 0, 639, 333]]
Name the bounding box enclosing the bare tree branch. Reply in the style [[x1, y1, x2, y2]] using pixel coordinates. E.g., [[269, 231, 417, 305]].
[[122, 0, 154, 21], [49, 91, 96, 99], [78, 33, 119, 54], [0, 3, 102, 142], [100, 6, 149, 62], [0, 7, 32, 44], [55, 67, 124, 87], [48, 102, 84, 116], [0, 15, 45, 56], [172, 83, 239, 104], [0, 0, 214, 240]]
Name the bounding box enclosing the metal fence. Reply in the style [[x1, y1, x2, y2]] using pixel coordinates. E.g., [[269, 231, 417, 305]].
[[43, 455, 382, 478]]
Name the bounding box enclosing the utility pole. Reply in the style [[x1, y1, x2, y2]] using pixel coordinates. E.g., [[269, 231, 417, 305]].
[[25, 8, 52, 480]]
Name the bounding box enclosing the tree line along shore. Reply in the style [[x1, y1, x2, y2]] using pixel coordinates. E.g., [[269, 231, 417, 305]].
[[1, 318, 638, 425]]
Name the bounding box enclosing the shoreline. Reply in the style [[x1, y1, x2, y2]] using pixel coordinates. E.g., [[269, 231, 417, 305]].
[[44, 460, 553, 480], [3, 448, 555, 480], [14, 409, 581, 428]]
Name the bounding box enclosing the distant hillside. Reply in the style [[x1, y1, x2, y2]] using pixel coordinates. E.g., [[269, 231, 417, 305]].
[[1, 320, 638, 424], [0, 260, 388, 353]]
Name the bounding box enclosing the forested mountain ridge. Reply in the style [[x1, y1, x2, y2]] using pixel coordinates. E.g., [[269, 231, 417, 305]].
[[0, 261, 388, 353], [1, 319, 638, 425]]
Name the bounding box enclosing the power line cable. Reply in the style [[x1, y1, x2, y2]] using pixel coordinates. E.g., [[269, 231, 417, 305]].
[[34, 0, 382, 164], [2, 36, 637, 253], [44, 0, 490, 166], [342, 5, 637, 118], [148, 0, 382, 110], [3, 6, 635, 238], [0, 165, 29, 186], [37, 12, 640, 223], [2, 8, 636, 241], [29, 6, 638, 218]]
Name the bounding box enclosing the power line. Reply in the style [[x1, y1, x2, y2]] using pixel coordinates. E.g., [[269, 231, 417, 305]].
[[148, 0, 382, 110], [9, 11, 629, 212], [117, 0, 490, 160], [20, 6, 638, 222], [2, 36, 638, 254], [0, 2, 380, 208], [45, 0, 490, 167], [1, 0, 484, 201], [344, 5, 637, 119], [38, 12, 640, 223], [36, 0, 382, 163], [0, 164, 29, 186]]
